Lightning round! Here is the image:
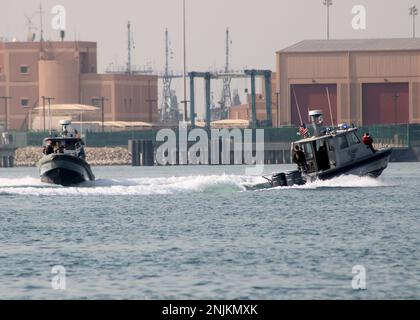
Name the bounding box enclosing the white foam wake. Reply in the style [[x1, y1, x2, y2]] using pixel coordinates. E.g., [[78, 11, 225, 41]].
[[0, 175, 264, 196], [268, 174, 389, 191], [0, 174, 388, 196], [0, 177, 44, 187]]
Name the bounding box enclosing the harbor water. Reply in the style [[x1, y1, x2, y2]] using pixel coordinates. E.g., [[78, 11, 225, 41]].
[[0, 163, 419, 299]]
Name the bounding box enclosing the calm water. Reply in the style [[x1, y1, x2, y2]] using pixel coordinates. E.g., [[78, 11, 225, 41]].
[[0, 163, 419, 300]]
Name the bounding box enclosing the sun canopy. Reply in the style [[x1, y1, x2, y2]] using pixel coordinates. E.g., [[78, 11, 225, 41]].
[[34, 104, 100, 113], [72, 121, 154, 128], [211, 119, 250, 128]]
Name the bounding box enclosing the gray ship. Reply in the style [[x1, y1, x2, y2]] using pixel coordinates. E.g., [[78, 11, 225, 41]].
[[247, 110, 393, 190], [37, 120, 95, 187]]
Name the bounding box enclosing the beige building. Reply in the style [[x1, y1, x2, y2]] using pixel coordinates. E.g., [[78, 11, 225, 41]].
[[0, 41, 158, 131], [276, 38, 420, 127]]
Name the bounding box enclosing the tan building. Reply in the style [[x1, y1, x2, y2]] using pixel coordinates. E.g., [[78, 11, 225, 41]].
[[276, 39, 420, 127], [0, 41, 158, 131]]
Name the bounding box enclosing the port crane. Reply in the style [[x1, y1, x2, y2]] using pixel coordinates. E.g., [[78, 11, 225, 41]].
[[188, 70, 272, 129]]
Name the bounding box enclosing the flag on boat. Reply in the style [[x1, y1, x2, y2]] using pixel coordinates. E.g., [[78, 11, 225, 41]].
[[299, 123, 309, 137]]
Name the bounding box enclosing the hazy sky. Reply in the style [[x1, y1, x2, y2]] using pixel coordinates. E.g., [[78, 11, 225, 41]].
[[2, 0, 420, 115]]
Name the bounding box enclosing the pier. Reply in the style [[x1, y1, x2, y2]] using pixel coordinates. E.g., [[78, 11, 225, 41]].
[[129, 140, 155, 166], [0, 133, 16, 168], [128, 138, 292, 166]]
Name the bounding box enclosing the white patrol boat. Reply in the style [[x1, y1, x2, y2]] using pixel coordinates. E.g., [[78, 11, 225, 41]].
[[247, 110, 393, 189], [37, 120, 95, 187]]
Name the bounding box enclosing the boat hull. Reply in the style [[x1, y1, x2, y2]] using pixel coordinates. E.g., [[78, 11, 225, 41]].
[[245, 147, 392, 190], [315, 147, 393, 181], [37, 154, 95, 186]]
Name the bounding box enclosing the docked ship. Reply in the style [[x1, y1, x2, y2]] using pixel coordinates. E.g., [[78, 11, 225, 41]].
[[37, 120, 95, 186], [247, 110, 393, 190]]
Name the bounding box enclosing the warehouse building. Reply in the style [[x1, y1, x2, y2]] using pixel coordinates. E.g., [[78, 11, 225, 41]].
[[0, 41, 158, 131], [275, 38, 420, 127]]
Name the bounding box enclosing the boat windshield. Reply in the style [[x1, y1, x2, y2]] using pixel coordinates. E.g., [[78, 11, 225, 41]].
[[348, 132, 361, 146]]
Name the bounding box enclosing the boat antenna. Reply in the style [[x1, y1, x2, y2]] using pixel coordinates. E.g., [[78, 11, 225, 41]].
[[291, 85, 304, 125], [326, 87, 335, 128]]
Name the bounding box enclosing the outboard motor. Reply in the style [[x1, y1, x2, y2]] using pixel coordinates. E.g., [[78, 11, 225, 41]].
[[285, 170, 305, 186], [271, 170, 304, 187], [272, 172, 287, 187]]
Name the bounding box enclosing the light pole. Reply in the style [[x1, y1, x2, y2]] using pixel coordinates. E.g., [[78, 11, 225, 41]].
[[92, 97, 108, 132], [42, 96, 45, 131], [41, 96, 55, 132], [0, 96, 12, 132], [393, 92, 400, 125], [323, 0, 333, 40], [145, 80, 158, 123], [276, 92, 280, 127], [181, 0, 188, 122], [410, 5, 418, 38]]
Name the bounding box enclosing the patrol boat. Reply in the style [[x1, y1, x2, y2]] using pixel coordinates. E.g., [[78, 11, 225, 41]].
[[247, 110, 393, 190], [37, 120, 95, 186]]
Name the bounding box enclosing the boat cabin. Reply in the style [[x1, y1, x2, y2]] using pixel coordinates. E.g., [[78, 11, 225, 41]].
[[292, 111, 374, 174], [42, 120, 86, 159], [43, 137, 86, 159]]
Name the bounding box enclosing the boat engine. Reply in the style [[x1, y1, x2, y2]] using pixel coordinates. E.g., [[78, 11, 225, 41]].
[[285, 170, 305, 186], [272, 172, 287, 187], [271, 170, 305, 187]]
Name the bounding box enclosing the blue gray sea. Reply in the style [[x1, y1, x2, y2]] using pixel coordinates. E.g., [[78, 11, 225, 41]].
[[0, 163, 419, 299]]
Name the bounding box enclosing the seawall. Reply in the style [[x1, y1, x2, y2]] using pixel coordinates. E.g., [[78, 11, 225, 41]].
[[15, 147, 131, 167]]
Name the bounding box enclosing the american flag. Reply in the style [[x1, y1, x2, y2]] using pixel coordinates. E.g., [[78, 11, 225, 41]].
[[299, 124, 309, 137]]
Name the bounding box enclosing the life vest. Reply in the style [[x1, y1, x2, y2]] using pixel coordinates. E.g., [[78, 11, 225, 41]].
[[362, 135, 373, 145]]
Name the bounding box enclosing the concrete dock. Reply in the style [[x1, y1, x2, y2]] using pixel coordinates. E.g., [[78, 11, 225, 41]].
[[0, 145, 16, 168]]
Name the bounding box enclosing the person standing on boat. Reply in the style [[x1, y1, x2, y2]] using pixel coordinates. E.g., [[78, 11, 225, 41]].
[[362, 133, 376, 153], [316, 144, 330, 171], [43, 139, 54, 155], [293, 145, 307, 172]]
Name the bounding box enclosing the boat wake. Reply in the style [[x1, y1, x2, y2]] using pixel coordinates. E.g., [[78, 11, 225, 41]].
[[0, 175, 262, 196], [0, 174, 389, 196], [265, 174, 389, 191]]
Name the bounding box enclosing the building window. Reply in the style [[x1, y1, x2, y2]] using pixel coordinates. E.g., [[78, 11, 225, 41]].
[[20, 98, 30, 108], [20, 65, 29, 74]]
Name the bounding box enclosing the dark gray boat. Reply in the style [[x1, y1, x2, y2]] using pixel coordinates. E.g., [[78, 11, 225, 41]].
[[37, 120, 95, 187], [246, 110, 392, 190]]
